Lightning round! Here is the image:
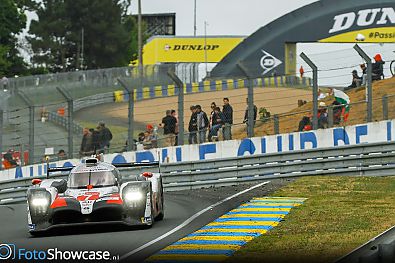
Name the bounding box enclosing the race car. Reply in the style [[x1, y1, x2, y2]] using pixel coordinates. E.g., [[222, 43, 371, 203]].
[[27, 158, 164, 235]]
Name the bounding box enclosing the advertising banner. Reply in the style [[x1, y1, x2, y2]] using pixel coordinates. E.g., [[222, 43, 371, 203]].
[[141, 36, 245, 64], [0, 119, 393, 182]]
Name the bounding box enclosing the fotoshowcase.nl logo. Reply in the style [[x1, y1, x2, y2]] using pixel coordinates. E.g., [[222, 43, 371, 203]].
[[0, 243, 119, 261]]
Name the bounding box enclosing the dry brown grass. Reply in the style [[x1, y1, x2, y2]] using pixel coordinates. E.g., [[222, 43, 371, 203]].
[[101, 87, 312, 130], [232, 77, 395, 139]]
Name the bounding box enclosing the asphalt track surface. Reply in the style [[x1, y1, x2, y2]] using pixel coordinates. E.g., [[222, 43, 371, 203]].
[[0, 179, 291, 263]]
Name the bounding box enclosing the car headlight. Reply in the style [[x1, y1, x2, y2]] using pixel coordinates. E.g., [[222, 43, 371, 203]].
[[124, 191, 143, 202], [28, 190, 51, 215], [31, 198, 50, 207]]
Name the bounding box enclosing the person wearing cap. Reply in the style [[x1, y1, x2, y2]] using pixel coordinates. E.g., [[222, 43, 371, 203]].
[[346, 70, 361, 90], [318, 102, 328, 129], [372, 54, 385, 81], [146, 124, 158, 148]]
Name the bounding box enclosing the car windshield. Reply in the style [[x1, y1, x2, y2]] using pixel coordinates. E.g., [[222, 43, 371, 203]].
[[68, 171, 117, 188]]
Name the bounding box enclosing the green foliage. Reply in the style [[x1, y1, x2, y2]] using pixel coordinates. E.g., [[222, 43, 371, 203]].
[[0, 46, 11, 76], [28, 0, 137, 72], [0, 0, 28, 76]]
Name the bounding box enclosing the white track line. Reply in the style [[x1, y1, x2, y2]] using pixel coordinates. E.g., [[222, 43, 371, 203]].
[[119, 181, 270, 261]]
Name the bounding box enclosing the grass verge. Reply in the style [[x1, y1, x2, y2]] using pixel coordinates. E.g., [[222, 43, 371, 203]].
[[227, 176, 395, 263]]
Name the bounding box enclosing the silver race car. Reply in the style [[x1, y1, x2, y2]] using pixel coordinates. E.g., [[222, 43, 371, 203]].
[[27, 158, 164, 235]]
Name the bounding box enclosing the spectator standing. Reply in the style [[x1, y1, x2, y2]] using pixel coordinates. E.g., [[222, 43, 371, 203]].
[[243, 98, 257, 134], [209, 102, 216, 127], [97, 121, 113, 153], [208, 107, 224, 142], [188, 105, 198, 144], [171, 110, 179, 146], [372, 54, 385, 81], [89, 128, 100, 154], [299, 66, 304, 78], [196, 105, 209, 143], [80, 128, 95, 157], [318, 102, 328, 129], [159, 110, 177, 147], [222, 98, 233, 140]]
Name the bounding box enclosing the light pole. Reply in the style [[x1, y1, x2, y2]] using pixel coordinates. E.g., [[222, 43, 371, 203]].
[[204, 21, 208, 77], [138, 0, 143, 79], [193, 0, 197, 36], [81, 27, 84, 69]]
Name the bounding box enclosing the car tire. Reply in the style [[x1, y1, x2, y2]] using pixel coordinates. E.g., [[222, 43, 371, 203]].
[[29, 231, 45, 237], [155, 179, 164, 221], [144, 187, 154, 228]]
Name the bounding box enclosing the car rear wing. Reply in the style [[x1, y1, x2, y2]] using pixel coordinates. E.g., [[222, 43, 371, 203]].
[[114, 162, 161, 177], [112, 161, 160, 168], [46, 161, 160, 178]]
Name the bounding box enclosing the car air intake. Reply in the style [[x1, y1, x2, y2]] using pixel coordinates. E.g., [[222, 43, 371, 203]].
[[85, 158, 98, 165]]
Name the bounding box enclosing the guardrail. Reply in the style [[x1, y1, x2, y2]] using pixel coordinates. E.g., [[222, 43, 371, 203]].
[[336, 225, 395, 263], [47, 112, 83, 135], [1, 140, 395, 204], [46, 92, 115, 134], [73, 92, 115, 112]]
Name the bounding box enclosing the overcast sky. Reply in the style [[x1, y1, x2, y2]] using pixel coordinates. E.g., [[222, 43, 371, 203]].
[[25, 1, 394, 86], [130, 0, 318, 36]]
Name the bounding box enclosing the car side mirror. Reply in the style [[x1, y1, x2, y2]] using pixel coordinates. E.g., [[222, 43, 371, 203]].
[[142, 172, 153, 178], [51, 179, 67, 193], [32, 179, 42, 185]]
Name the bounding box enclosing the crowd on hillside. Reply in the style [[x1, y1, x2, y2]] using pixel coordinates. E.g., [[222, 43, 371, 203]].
[[346, 53, 385, 90], [22, 53, 387, 163], [297, 53, 386, 132], [131, 97, 258, 151]]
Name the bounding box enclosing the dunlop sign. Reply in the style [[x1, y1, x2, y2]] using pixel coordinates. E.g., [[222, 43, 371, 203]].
[[321, 7, 395, 43], [170, 45, 220, 51], [210, 0, 395, 79], [140, 36, 244, 64]]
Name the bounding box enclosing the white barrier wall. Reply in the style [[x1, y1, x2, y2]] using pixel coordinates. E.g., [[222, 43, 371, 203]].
[[1, 119, 393, 181]]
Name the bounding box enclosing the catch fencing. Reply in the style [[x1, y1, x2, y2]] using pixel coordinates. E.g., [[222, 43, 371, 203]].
[[1, 140, 395, 204], [0, 63, 311, 167], [0, 44, 393, 169]]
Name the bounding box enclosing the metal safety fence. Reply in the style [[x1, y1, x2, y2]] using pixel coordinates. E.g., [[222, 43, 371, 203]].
[[1, 140, 395, 204], [0, 44, 394, 170]]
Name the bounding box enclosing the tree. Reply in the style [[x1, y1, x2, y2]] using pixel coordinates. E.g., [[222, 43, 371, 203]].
[[28, 0, 137, 72], [28, 0, 71, 72], [0, 0, 28, 76]]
